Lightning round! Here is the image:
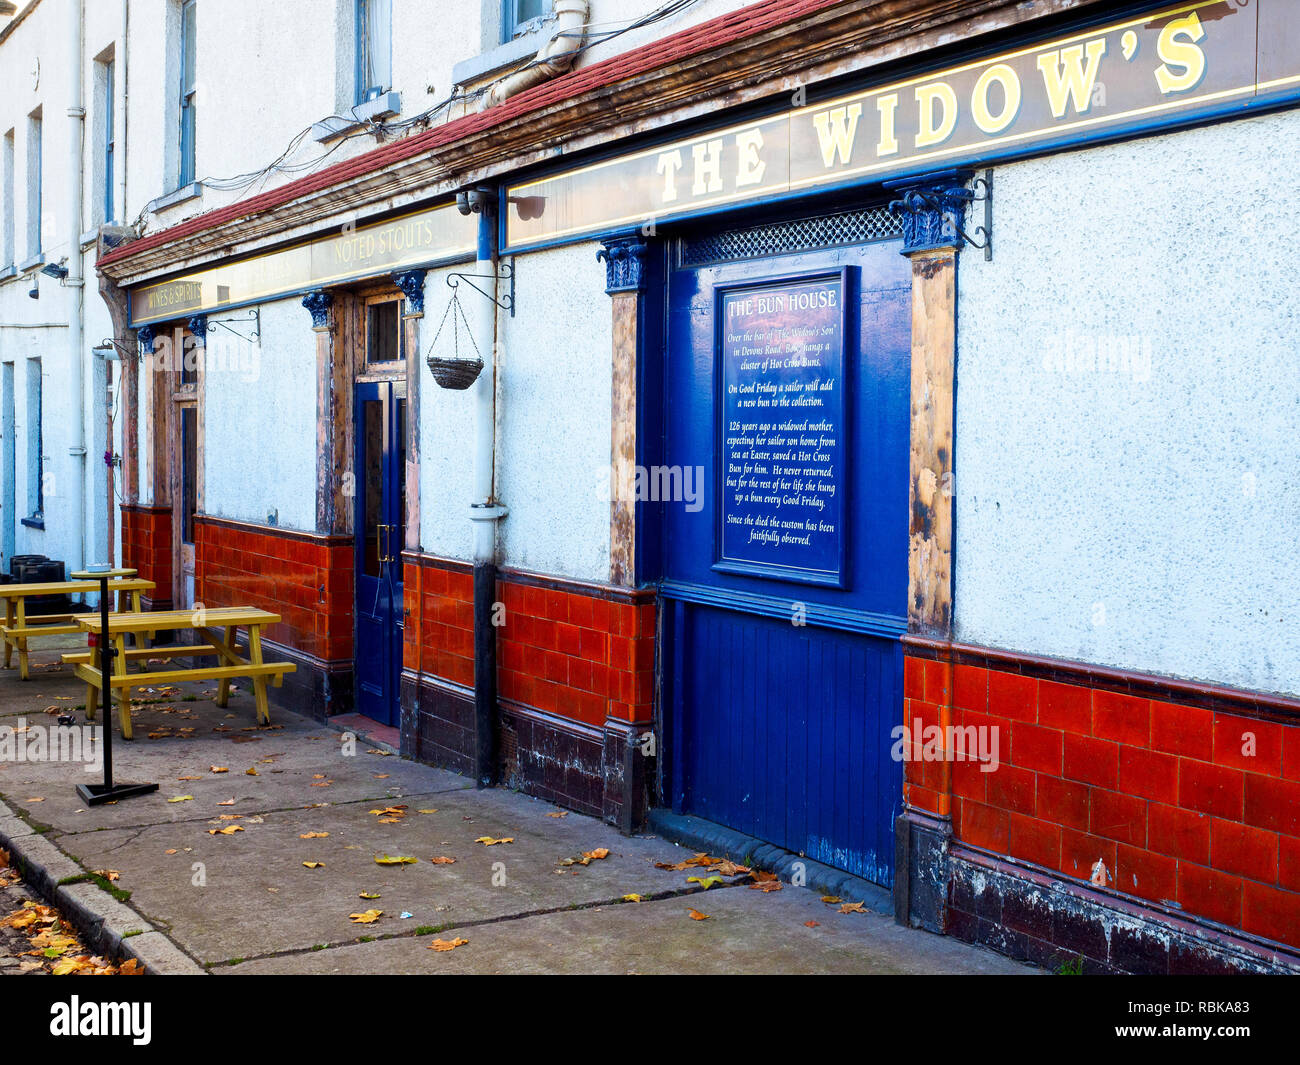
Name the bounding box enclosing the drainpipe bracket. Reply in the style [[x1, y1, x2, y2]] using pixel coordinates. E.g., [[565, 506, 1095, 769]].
[[469, 504, 508, 523]]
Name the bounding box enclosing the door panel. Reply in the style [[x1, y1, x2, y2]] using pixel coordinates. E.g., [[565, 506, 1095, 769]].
[[354, 381, 405, 726], [663, 233, 910, 886]]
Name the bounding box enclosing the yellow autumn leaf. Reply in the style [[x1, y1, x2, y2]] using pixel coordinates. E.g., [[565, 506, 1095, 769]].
[[374, 854, 418, 865], [358, 891, 381, 899], [838, 901, 867, 914], [820, 895, 842, 904], [687, 875, 723, 889], [474, 836, 513, 846], [208, 825, 244, 835], [349, 909, 383, 924], [210, 766, 229, 773], [167, 795, 193, 803], [429, 937, 468, 952], [688, 909, 711, 921], [245, 767, 258, 776], [622, 893, 643, 902], [583, 848, 610, 861], [299, 831, 329, 839], [546, 811, 568, 818]]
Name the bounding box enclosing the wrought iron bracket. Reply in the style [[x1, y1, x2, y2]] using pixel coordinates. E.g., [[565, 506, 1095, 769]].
[[205, 307, 261, 342], [886, 167, 992, 258], [447, 260, 514, 317], [968, 170, 992, 261]]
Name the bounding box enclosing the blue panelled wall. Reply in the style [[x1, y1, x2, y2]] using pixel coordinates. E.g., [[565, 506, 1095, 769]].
[[654, 220, 912, 885]]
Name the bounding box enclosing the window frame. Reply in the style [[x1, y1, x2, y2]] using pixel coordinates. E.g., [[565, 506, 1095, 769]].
[[502, 0, 549, 43], [25, 358, 42, 524], [26, 112, 41, 260], [354, 0, 393, 106], [178, 0, 197, 188], [103, 58, 115, 223]]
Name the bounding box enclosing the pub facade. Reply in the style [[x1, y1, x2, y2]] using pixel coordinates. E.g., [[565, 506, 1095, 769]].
[[96, 0, 1300, 974]]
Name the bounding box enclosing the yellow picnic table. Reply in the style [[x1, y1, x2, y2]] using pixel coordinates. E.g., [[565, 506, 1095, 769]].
[[64, 606, 296, 740], [0, 575, 154, 680]]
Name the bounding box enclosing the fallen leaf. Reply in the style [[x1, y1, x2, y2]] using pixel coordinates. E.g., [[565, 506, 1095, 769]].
[[804, 920, 819, 928], [622, 893, 643, 902], [688, 909, 711, 921], [417, 809, 438, 814], [299, 831, 329, 839], [349, 909, 383, 924], [749, 879, 782, 893], [475, 836, 513, 846], [93, 870, 121, 882], [245, 767, 258, 776], [164, 849, 178, 855], [302, 861, 324, 869], [210, 766, 229, 774], [216, 799, 236, 806], [820, 895, 843, 905], [25, 797, 44, 803], [373, 773, 389, 779], [687, 875, 723, 890], [546, 811, 568, 819], [838, 901, 867, 915], [429, 856, 456, 865], [177, 775, 203, 781], [374, 855, 418, 865], [429, 937, 468, 952], [208, 825, 244, 835], [168, 795, 193, 803], [583, 848, 610, 861], [358, 892, 381, 900]]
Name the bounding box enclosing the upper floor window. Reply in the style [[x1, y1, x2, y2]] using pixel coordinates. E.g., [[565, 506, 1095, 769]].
[[179, 0, 197, 186], [2, 130, 13, 268], [503, 0, 549, 42], [25, 110, 40, 259], [95, 54, 116, 223], [26, 358, 42, 521], [355, 0, 392, 104]]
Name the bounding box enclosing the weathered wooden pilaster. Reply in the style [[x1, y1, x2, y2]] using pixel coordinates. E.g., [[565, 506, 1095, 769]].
[[597, 237, 648, 587], [304, 290, 349, 535]]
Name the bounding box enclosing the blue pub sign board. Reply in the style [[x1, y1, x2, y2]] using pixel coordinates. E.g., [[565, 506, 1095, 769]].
[[717, 273, 847, 587]]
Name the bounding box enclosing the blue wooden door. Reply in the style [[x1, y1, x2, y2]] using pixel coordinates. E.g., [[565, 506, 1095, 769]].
[[662, 229, 910, 886], [355, 380, 406, 726]]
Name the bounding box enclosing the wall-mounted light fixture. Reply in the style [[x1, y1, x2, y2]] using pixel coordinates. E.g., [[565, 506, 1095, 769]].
[[40, 260, 69, 281], [27, 275, 38, 300], [92, 338, 136, 361]]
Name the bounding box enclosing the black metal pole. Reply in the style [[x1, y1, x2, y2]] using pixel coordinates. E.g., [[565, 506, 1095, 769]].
[[98, 572, 113, 789]]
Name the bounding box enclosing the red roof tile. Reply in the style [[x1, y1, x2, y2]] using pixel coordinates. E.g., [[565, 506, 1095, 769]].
[[100, 0, 846, 268]]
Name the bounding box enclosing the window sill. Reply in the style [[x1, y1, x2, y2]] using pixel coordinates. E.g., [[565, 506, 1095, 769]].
[[452, 30, 544, 88], [312, 92, 402, 142], [0, 265, 16, 283], [145, 182, 202, 214], [19, 254, 45, 273], [20, 516, 44, 530]]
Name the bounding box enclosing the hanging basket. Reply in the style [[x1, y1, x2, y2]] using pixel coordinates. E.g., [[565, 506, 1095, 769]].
[[425, 290, 483, 390]]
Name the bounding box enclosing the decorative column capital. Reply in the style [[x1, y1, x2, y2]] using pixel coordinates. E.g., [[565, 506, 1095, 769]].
[[186, 314, 208, 340], [302, 289, 333, 332], [597, 236, 648, 295], [885, 169, 975, 255], [392, 269, 427, 317], [136, 324, 155, 355]]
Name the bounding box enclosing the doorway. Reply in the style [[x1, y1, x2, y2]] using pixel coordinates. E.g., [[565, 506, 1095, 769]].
[[354, 378, 406, 726]]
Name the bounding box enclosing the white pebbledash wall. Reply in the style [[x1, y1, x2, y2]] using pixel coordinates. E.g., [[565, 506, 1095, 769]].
[[954, 109, 1300, 698], [200, 297, 318, 533]]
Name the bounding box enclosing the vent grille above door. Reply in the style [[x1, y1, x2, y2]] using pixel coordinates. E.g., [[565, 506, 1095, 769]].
[[677, 206, 901, 268]]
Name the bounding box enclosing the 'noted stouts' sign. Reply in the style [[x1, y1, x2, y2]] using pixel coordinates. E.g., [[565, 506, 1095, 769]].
[[505, 0, 1297, 249]]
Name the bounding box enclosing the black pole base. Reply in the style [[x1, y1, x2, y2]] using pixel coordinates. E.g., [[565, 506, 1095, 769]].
[[76, 781, 159, 806]]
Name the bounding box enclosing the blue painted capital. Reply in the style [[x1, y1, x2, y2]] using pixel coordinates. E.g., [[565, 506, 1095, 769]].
[[302, 289, 333, 331], [392, 269, 427, 316], [884, 169, 975, 255], [186, 314, 208, 339], [597, 237, 648, 295], [136, 324, 155, 355]]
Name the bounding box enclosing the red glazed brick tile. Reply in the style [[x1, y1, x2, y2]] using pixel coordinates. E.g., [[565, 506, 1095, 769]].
[[1060, 827, 1117, 883], [1177, 862, 1243, 928], [1062, 733, 1119, 789], [1037, 679, 1091, 734], [1210, 818, 1279, 884], [904, 657, 924, 701], [1178, 759, 1244, 822], [1036, 775, 1091, 831], [1089, 788, 1147, 848], [1118, 745, 1179, 804], [1242, 773, 1300, 837], [1151, 700, 1213, 761], [1280, 836, 1300, 892], [1007, 811, 1061, 870], [956, 800, 1009, 853], [953, 663, 987, 714], [951, 755, 987, 803], [1241, 881, 1300, 948], [567, 593, 594, 629], [1092, 690, 1150, 746], [1114, 844, 1178, 904], [1213, 713, 1283, 777], [1283, 726, 1300, 783], [984, 763, 1036, 815], [905, 784, 942, 816], [1010, 721, 1063, 775], [578, 627, 607, 662], [922, 658, 951, 705], [987, 669, 1036, 723], [555, 623, 581, 657]]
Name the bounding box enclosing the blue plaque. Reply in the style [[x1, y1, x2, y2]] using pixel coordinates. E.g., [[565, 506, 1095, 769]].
[[715, 271, 848, 587]]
